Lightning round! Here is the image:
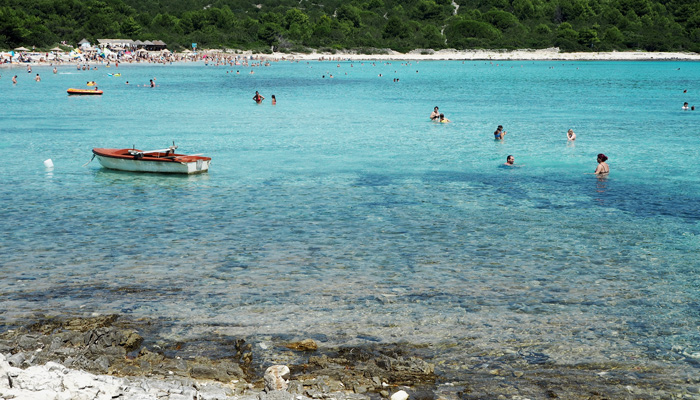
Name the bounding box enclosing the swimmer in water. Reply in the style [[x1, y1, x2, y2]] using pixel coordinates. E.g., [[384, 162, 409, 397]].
[[253, 91, 264, 103], [430, 106, 440, 121], [505, 155, 515, 166], [594, 153, 609, 175], [494, 125, 506, 140], [567, 129, 576, 140]]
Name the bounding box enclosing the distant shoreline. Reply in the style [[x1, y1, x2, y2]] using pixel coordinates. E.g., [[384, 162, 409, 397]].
[[2, 47, 699, 68], [277, 48, 700, 61]]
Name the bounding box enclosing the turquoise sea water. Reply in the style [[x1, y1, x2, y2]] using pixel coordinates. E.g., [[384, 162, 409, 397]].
[[2, 59, 700, 391]]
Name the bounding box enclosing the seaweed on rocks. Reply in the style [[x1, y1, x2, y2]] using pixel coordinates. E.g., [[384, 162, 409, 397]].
[[0, 314, 251, 384], [289, 344, 437, 395]]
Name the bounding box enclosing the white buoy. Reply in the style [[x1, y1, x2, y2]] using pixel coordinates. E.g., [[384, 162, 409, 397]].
[[43, 159, 54, 169]]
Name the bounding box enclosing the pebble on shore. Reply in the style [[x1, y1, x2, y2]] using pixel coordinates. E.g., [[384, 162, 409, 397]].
[[264, 365, 290, 392]]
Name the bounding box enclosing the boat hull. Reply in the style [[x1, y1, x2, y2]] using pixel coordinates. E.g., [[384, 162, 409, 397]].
[[93, 148, 211, 174], [68, 88, 103, 95]]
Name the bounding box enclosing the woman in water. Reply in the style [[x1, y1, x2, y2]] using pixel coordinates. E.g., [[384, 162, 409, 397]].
[[567, 129, 576, 140], [430, 106, 440, 121], [494, 125, 506, 140], [594, 153, 609, 174]]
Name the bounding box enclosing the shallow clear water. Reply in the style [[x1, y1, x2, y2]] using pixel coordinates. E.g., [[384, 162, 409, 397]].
[[1, 60, 700, 383]]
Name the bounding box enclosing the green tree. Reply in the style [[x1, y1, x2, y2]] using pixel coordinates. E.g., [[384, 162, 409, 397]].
[[534, 23, 552, 35], [445, 18, 501, 48], [418, 23, 444, 48], [284, 8, 309, 29], [513, 0, 535, 19], [411, 0, 442, 20], [602, 25, 624, 45], [259, 21, 282, 46], [484, 9, 520, 30], [121, 16, 141, 37], [577, 27, 600, 48], [383, 15, 409, 39], [336, 4, 361, 28], [207, 7, 236, 30]]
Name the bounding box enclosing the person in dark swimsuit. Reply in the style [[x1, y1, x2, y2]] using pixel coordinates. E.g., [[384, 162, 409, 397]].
[[430, 106, 440, 120], [594, 153, 609, 174]]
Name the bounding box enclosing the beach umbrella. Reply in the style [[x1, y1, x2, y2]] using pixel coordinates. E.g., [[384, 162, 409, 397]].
[[14, 46, 29, 51], [50, 46, 63, 52]]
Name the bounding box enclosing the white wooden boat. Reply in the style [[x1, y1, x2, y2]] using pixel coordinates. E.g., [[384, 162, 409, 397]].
[[92, 146, 211, 174]]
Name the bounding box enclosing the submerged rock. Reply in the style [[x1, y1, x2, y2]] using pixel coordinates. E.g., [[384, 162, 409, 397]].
[[287, 339, 318, 351], [0, 315, 247, 384], [295, 344, 436, 395]]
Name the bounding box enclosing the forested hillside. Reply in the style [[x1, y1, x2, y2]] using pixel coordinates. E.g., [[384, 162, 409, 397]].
[[1, 0, 698, 52]]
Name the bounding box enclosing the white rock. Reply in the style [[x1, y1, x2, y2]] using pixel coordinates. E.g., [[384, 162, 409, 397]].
[[64, 369, 97, 390], [5, 388, 60, 400], [198, 383, 229, 400], [12, 365, 59, 391], [391, 390, 409, 400], [45, 362, 68, 374], [264, 365, 290, 391]]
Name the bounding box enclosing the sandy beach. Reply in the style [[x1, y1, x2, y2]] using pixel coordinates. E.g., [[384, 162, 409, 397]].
[[2, 47, 700, 68], [273, 47, 700, 61]]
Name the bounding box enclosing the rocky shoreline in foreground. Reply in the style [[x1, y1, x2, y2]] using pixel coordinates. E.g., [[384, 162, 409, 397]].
[[1, 315, 698, 400]]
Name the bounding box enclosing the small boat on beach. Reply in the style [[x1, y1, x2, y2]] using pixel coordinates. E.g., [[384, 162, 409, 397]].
[[92, 146, 211, 174], [67, 88, 103, 95]]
